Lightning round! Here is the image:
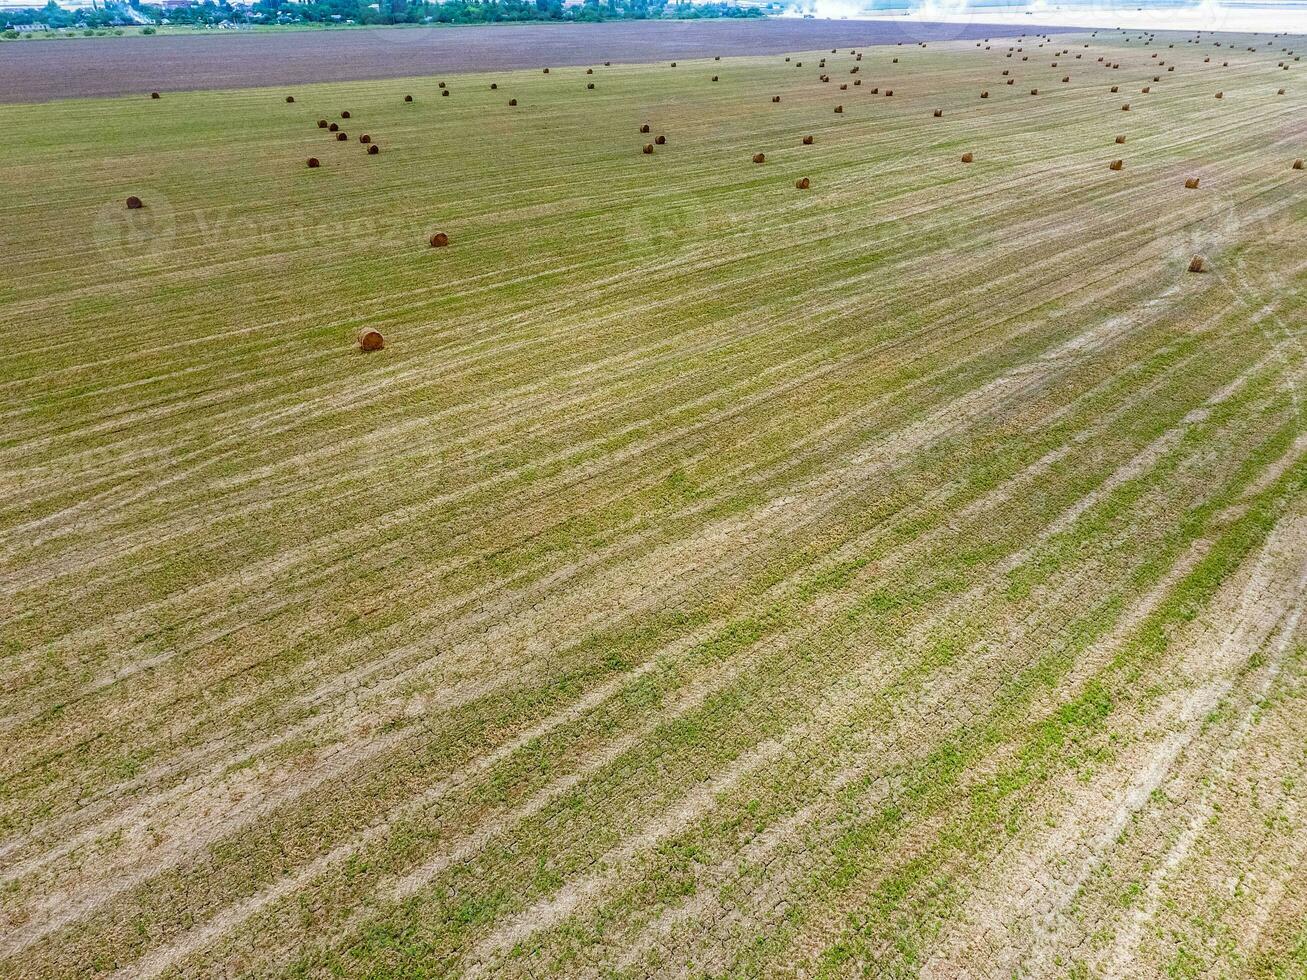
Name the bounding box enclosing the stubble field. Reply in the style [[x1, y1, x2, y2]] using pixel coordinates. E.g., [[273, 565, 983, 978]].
[[1, 26, 1306, 978]]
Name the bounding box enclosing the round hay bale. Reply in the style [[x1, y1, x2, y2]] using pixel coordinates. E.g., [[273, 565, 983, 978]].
[[490, 83, 498, 90], [358, 329, 385, 352], [981, 91, 990, 98], [1142, 86, 1150, 93], [1030, 88, 1039, 94], [586, 68, 593, 74], [430, 232, 450, 247], [752, 152, 766, 163], [640, 123, 650, 133], [286, 96, 295, 103], [670, 62, 677, 67], [1115, 134, 1126, 144], [840, 83, 847, 90], [1184, 176, 1200, 188], [336, 132, 348, 141], [802, 135, 814, 144], [587, 82, 595, 89], [854, 79, 862, 85], [1063, 75, 1070, 82], [1188, 255, 1206, 273], [772, 95, 781, 102], [643, 143, 654, 154], [438, 81, 446, 88], [933, 108, 943, 117], [834, 104, 843, 113], [543, 68, 550, 74], [341, 110, 351, 119], [715, 55, 720, 60], [442, 90, 450, 97], [1215, 91, 1223, 98], [1111, 85, 1119, 92], [150, 92, 160, 99], [1109, 159, 1124, 170], [359, 134, 371, 143], [509, 98, 518, 106], [1007, 79, 1015, 85], [126, 196, 144, 209], [961, 151, 974, 163], [405, 94, 413, 102], [1122, 103, 1131, 110], [367, 144, 379, 155], [654, 134, 666, 145], [329, 122, 339, 132], [884, 89, 893, 96], [1293, 159, 1304, 169], [318, 119, 329, 128], [307, 157, 320, 168], [1278, 88, 1286, 95], [605, 61, 611, 66], [795, 176, 810, 189]]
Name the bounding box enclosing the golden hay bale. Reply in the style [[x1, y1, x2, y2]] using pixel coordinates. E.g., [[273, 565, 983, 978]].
[[885, 89, 893, 96], [1188, 255, 1206, 273], [543, 68, 550, 73], [430, 232, 450, 247], [1278, 88, 1286, 95], [712, 75, 719, 82], [336, 132, 348, 141], [834, 104, 843, 113], [961, 151, 974, 163], [1111, 85, 1119, 92], [1007, 79, 1015, 85], [367, 145, 379, 155], [318, 119, 329, 128], [306, 158, 320, 168], [1153, 75, 1160, 81], [1109, 159, 1124, 170], [1142, 86, 1151, 93], [1115, 134, 1126, 143], [509, 98, 518, 106], [358, 329, 385, 352], [405, 94, 413, 102], [1063, 75, 1070, 82], [640, 123, 650, 133], [490, 83, 498, 90], [753, 152, 766, 163], [328, 122, 339, 131], [359, 134, 371, 143], [438, 81, 446, 88], [655, 134, 666, 144], [1030, 88, 1039, 94], [840, 83, 847, 90], [587, 82, 595, 89], [643, 143, 654, 154], [1184, 176, 1200, 188], [605, 60, 611, 66], [802, 135, 814, 144], [126, 196, 144, 209], [981, 91, 990, 98], [933, 108, 943, 117], [285, 96, 295, 103], [442, 90, 450, 97], [586, 68, 593, 74], [795, 177, 810, 189], [150, 91, 160, 99], [869, 86, 878, 94], [670, 61, 677, 67], [854, 79, 862, 85], [1215, 91, 1223, 98], [772, 95, 781, 102], [1122, 103, 1131, 111], [341, 110, 351, 118], [1293, 159, 1304, 169]]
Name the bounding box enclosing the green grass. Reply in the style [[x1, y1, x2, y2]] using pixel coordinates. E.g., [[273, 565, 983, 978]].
[[1, 27, 1305, 979]]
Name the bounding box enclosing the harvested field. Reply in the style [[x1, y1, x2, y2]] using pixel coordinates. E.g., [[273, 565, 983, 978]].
[[0, 20, 1075, 104], [1, 26, 1306, 980]]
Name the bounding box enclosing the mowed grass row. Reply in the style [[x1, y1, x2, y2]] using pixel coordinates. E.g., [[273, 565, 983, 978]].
[[1, 27, 1305, 978]]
